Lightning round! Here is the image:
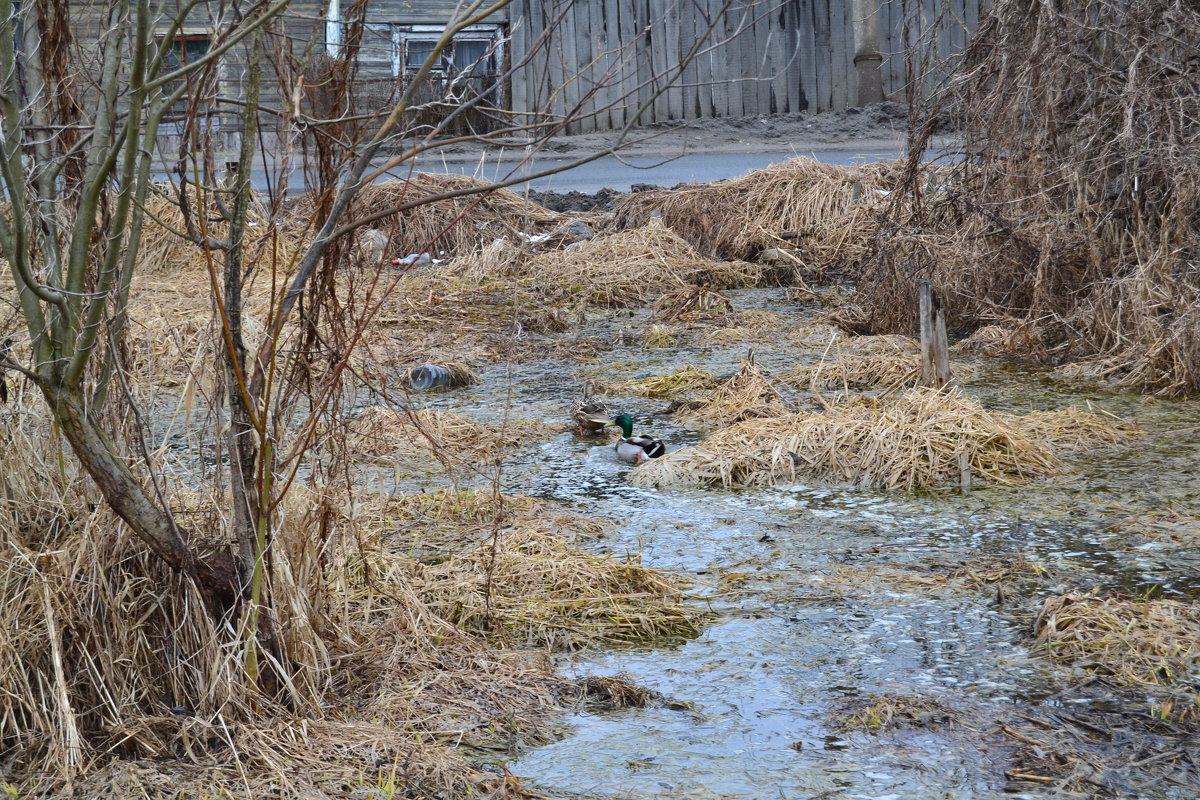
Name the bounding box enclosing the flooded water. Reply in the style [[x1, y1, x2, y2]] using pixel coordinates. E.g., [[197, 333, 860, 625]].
[[392, 289, 1200, 799]]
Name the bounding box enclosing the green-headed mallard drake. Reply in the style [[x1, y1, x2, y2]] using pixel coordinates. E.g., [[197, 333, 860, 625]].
[[606, 413, 666, 464], [571, 381, 611, 436]]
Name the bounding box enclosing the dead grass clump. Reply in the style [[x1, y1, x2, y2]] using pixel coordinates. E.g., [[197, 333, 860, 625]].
[[1016, 408, 1139, 452], [633, 387, 1062, 491], [414, 528, 709, 650], [347, 406, 517, 463], [790, 334, 920, 392], [604, 365, 720, 399], [642, 323, 679, 348], [950, 322, 1042, 359], [695, 310, 791, 346], [833, 693, 955, 734], [351, 487, 608, 560], [611, 157, 899, 259], [675, 359, 791, 425], [138, 187, 305, 277], [1033, 594, 1200, 686], [524, 220, 764, 307], [650, 285, 736, 323], [320, 173, 561, 259]]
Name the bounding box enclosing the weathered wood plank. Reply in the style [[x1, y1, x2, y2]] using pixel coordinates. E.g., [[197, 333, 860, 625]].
[[664, 1, 683, 119], [678, 0, 700, 119], [706, 0, 729, 117], [828, 0, 847, 109], [725, 2, 746, 117], [813, 0, 831, 111], [752, 0, 773, 115], [797, 0, 816, 112], [510, 1, 530, 123], [634, 0, 655, 123]]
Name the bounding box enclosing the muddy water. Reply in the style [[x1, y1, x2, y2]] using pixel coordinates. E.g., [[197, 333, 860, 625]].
[[407, 289, 1200, 799]]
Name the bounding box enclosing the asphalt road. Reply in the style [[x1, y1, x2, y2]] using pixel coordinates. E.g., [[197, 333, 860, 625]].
[[208, 146, 903, 196], [380, 148, 901, 193]]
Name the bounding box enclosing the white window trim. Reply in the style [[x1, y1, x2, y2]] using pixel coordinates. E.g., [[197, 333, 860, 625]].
[[325, 0, 341, 57]]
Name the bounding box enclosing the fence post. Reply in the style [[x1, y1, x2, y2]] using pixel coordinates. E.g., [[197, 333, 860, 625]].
[[918, 279, 952, 388]]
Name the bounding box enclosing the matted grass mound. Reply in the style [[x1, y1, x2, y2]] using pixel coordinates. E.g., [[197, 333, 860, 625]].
[[611, 157, 899, 259], [603, 365, 720, 399], [139, 188, 305, 276], [632, 387, 1064, 491], [790, 334, 920, 391], [414, 528, 709, 651], [1017, 408, 1139, 452], [523, 220, 764, 307], [347, 406, 540, 464], [351, 487, 609, 559], [1034, 594, 1200, 686], [675, 359, 791, 426], [297, 173, 562, 259]]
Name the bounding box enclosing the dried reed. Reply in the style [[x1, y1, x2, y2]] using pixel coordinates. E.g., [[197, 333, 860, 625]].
[[612, 157, 901, 259], [603, 365, 720, 399], [415, 528, 709, 650], [632, 387, 1064, 491], [675, 358, 791, 425], [1034, 594, 1200, 686]]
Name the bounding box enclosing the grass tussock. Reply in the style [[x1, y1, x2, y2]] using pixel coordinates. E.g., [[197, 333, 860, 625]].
[[643, 323, 680, 348], [790, 334, 921, 392], [347, 406, 535, 464], [603, 365, 720, 399], [306, 173, 562, 259], [414, 528, 709, 651], [1034, 594, 1200, 686], [674, 359, 791, 426], [1016, 408, 1139, 452], [521, 220, 764, 307], [833, 693, 955, 734], [0, 405, 578, 798], [351, 487, 609, 560], [611, 157, 900, 259], [632, 387, 1064, 491]]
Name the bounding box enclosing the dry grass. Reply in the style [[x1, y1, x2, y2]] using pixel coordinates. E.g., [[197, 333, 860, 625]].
[[611, 157, 901, 259], [674, 359, 791, 426], [138, 188, 305, 277], [789, 334, 921, 392], [414, 528, 709, 651], [522, 220, 764, 307], [1016, 408, 1140, 452], [1034, 594, 1200, 686], [292, 173, 562, 259], [833, 693, 955, 734], [346, 406, 536, 464], [643, 323, 680, 348], [832, 0, 1200, 395], [632, 387, 1064, 491], [603, 365, 720, 399], [350, 487, 609, 560]]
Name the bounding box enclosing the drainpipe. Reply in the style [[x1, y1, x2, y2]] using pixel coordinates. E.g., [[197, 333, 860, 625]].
[[852, 0, 885, 106]]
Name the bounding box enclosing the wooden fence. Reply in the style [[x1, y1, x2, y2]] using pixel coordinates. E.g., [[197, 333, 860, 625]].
[[507, 0, 982, 132]]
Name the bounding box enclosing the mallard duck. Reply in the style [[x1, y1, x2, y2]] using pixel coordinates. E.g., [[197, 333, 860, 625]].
[[571, 381, 611, 436], [606, 413, 666, 464]]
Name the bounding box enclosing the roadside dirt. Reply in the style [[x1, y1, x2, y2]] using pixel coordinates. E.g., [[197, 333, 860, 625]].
[[439, 101, 918, 161]]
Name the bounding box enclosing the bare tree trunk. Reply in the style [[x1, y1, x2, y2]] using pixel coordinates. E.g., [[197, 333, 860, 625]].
[[41, 384, 241, 608]]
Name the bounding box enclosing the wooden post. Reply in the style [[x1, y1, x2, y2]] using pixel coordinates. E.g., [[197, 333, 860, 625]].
[[918, 279, 952, 388]]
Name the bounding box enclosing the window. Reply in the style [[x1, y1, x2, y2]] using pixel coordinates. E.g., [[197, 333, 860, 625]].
[[158, 34, 214, 120]]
